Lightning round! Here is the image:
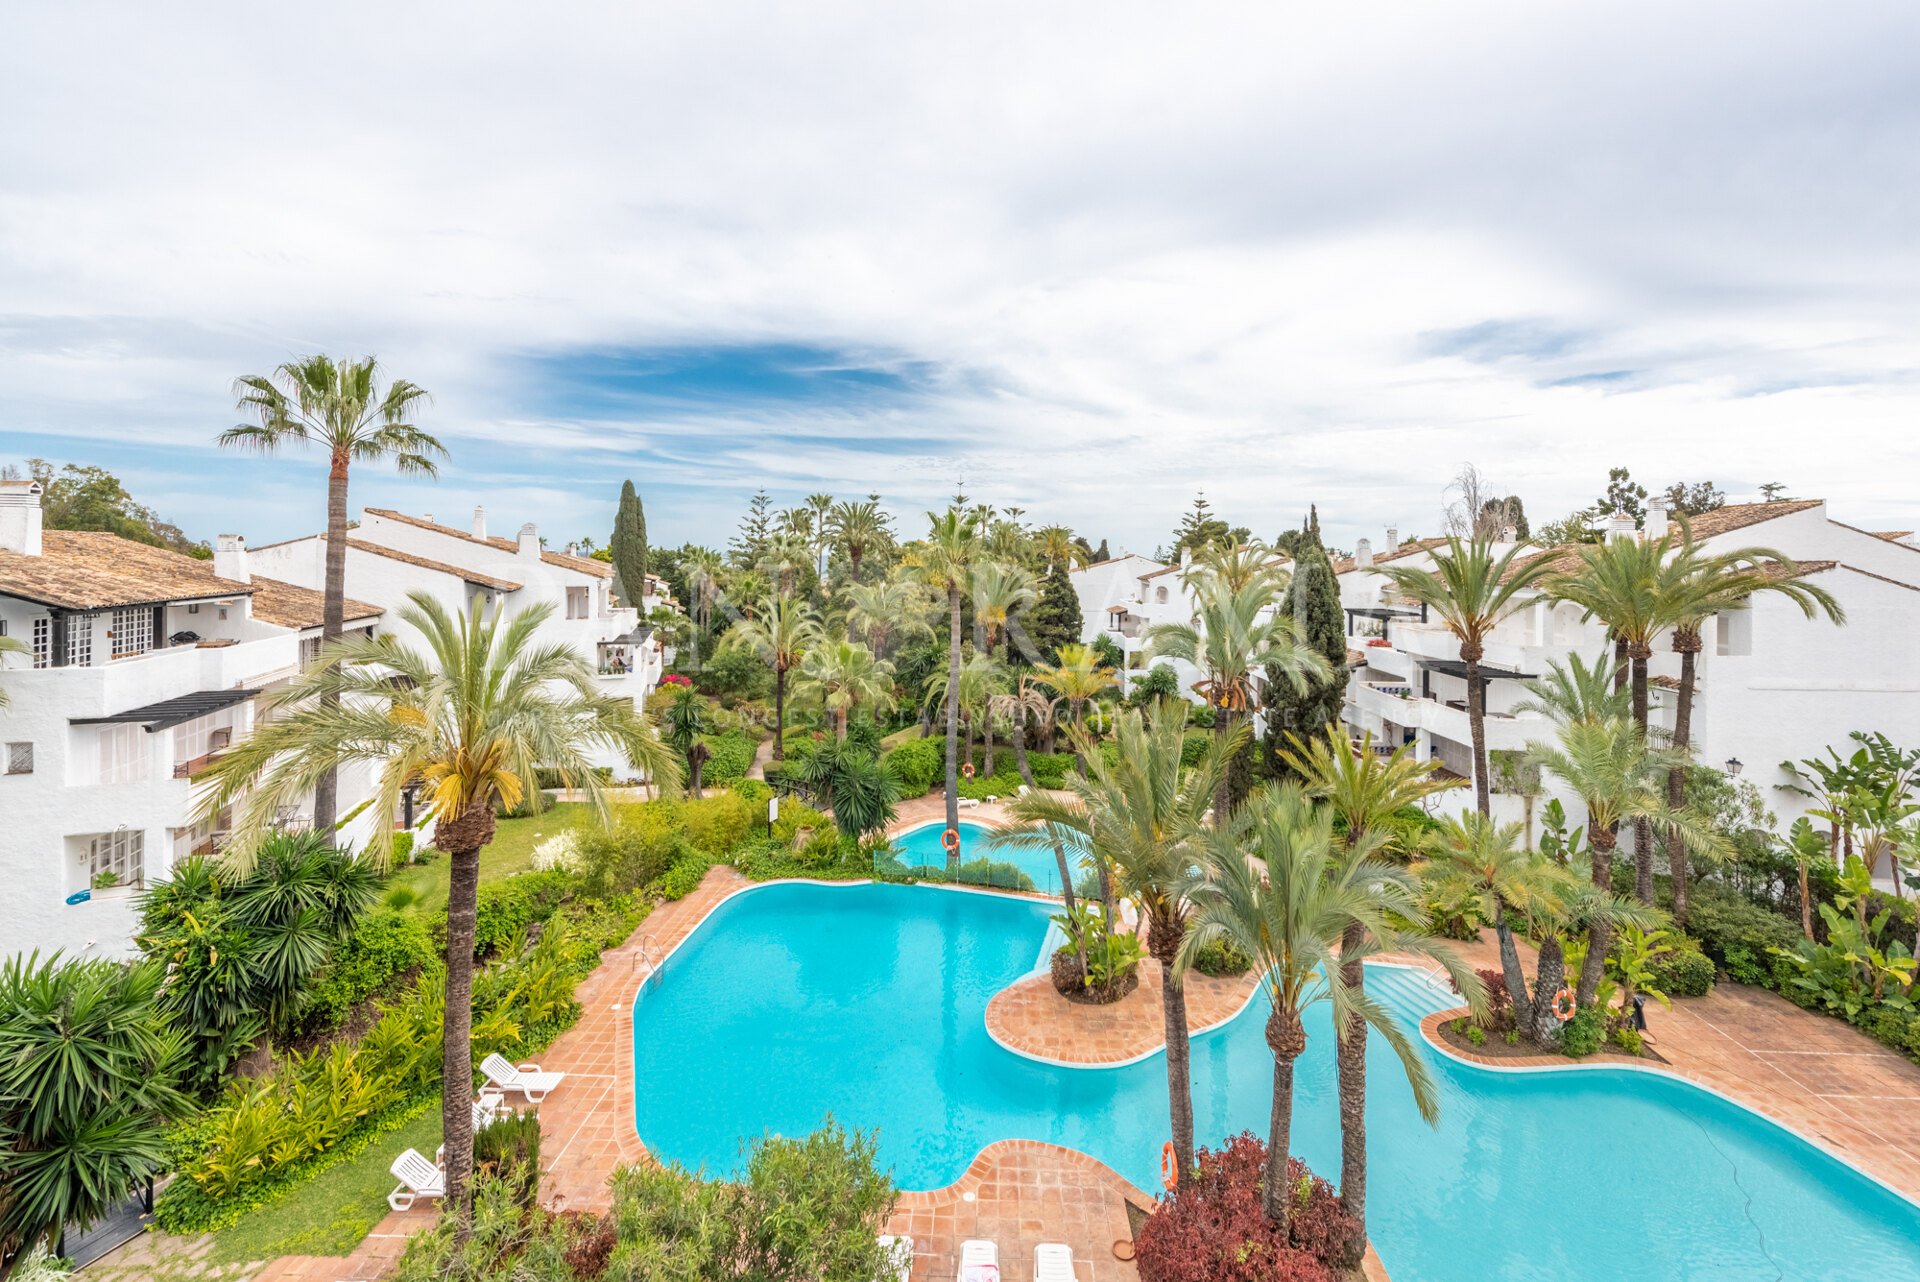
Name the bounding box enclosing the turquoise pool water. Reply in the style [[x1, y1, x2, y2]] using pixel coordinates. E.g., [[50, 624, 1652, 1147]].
[[889, 819, 1072, 895], [631, 883, 1920, 1281]]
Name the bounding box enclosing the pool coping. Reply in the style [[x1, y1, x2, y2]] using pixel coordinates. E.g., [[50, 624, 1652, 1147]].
[[888, 817, 1070, 901]]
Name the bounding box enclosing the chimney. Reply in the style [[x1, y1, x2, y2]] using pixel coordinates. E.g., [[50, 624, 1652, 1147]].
[[214, 534, 251, 583], [1179, 547, 1192, 569], [0, 480, 44, 556], [516, 522, 540, 561], [1354, 537, 1373, 569], [1606, 510, 1637, 542], [472, 506, 487, 540], [423, 513, 434, 525], [1385, 526, 1398, 553], [1644, 500, 1669, 542]]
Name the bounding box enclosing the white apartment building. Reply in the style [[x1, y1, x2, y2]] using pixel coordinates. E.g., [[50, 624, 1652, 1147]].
[[249, 506, 677, 775], [1336, 501, 1920, 842], [0, 480, 384, 959]]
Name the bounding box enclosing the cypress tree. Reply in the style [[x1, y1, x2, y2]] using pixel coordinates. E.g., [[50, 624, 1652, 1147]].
[[1026, 557, 1084, 664], [611, 479, 649, 608], [1265, 508, 1348, 775]]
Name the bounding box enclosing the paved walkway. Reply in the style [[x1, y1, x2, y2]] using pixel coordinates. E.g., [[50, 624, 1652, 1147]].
[[988, 961, 1258, 1065]]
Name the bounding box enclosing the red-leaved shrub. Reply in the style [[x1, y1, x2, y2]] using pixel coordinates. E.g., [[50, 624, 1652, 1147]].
[[1133, 1134, 1361, 1282]]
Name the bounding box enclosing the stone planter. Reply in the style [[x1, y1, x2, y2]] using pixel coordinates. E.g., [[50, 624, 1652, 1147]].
[[1051, 947, 1139, 1005]]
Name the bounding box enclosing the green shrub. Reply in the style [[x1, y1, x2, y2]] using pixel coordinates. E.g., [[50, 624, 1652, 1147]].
[[383, 885, 418, 911], [680, 792, 756, 855], [1646, 940, 1716, 998], [301, 910, 436, 1033], [473, 1111, 542, 1209], [469, 871, 574, 959], [1466, 1025, 1486, 1047], [879, 737, 943, 796], [574, 807, 689, 898], [1558, 1006, 1606, 1058], [655, 856, 712, 901], [1026, 752, 1073, 789], [391, 831, 416, 864], [1615, 1026, 1644, 1055], [1686, 891, 1802, 987], [1192, 937, 1252, 978], [698, 730, 756, 785]]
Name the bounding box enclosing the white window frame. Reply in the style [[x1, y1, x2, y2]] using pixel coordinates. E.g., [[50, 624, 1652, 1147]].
[[32, 616, 51, 668], [109, 606, 153, 659], [95, 722, 149, 786], [67, 614, 94, 667], [566, 586, 590, 620], [86, 829, 145, 890]]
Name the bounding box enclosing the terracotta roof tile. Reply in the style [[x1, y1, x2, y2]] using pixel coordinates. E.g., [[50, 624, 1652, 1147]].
[[247, 576, 383, 630], [363, 508, 612, 578], [0, 531, 252, 611], [1674, 499, 1823, 540], [1878, 531, 1914, 542], [1330, 536, 1450, 576], [339, 537, 522, 592]]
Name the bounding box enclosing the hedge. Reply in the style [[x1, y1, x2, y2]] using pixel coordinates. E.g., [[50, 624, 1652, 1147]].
[[1685, 891, 1804, 988], [699, 730, 757, 785], [301, 910, 436, 1034]]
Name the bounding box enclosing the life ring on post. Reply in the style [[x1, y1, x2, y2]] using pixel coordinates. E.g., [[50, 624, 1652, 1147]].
[[1551, 987, 1577, 1023], [941, 826, 961, 854], [961, 761, 976, 779], [1160, 1142, 1179, 1191]]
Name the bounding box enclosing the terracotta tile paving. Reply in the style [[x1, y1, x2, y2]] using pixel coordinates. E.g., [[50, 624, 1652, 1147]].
[[1392, 930, 1920, 1203], [987, 960, 1258, 1065]]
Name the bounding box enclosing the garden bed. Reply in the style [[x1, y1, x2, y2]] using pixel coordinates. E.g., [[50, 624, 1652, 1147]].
[[1429, 1012, 1669, 1067]]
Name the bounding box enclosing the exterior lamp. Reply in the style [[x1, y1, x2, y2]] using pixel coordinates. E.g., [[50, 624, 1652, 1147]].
[[1725, 757, 1743, 777]]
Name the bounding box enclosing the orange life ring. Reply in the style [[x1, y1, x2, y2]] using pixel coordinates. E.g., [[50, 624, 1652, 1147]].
[[1551, 987, 1576, 1022], [961, 761, 976, 779], [1160, 1142, 1179, 1191], [941, 826, 961, 853]]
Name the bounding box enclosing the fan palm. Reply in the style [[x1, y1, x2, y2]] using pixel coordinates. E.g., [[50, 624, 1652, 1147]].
[[722, 595, 822, 761], [1379, 536, 1559, 816], [218, 355, 442, 835], [1179, 785, 1472, 1224], [971, 562, 1037, 661], [830, 499, 889, 581], [1031, 643, 1118, 775], [1147, 569, 1326, 819], [917, 510, 981, 858], [794, 639, 896, 739], [195, 593, 680, 1232], [845, 577, 928, 653], [994, 704, 1235, 1186], [1279, 728, 1463, 1233]]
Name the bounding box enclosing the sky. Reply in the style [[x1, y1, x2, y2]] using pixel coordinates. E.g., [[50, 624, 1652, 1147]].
[[3, 2, 1918, 558]]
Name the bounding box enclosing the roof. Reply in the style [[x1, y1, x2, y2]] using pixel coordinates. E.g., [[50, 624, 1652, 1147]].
[[1676, 499, 1824, 540], [1345, 648, 1368, 667], [1878, 531, 1914, 542], [363, 509, 612, 578], [71, 686, 258, 731], [1138, 565, 1182, 581], [1330, 536, 1450, 576], [334, 536, 522, 592], [247, 576, 383, 631], [0, 531, 252, 611]]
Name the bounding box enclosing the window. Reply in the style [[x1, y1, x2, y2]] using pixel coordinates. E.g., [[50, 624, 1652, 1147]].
[[1156, 586, 1168, 603], [67, 615, 93, 667], [5, 742, 30, 775], [173, 708, 239, 770], [1716, 606, 1753, 658], [300, 635, 323, 670], [95, 723, 149, 785], [110, 607, 153, 658], [86, 830, 144, 889], [32, 616, 50, 668], [566, 586, 590, 620]]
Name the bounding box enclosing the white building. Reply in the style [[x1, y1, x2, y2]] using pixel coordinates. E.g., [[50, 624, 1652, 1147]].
[[0, 480, 384, 959], [1336, 501, 1920, 841], [249, 506, 676, 775]]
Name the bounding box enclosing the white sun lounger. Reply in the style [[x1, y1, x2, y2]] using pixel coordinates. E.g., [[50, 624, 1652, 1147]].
[[1034, 1243, 1074, 1282], [957, 1239, 999, 1282], [480, 1052, 566, 1103], [956, 796, 982, 810], [387, 1147, 445, 1211], [877, 1234, 914, 1282]]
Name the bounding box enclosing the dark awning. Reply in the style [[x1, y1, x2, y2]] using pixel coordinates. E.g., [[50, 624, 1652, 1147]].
[[1416, 659, 1535, 681], [1345, 606, 1423, 620], [601, 627, 653, 647], [71, 687, 259, 732]]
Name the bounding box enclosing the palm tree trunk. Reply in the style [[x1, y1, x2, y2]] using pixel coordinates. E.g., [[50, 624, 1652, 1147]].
[[313, 453, 349, 836], [1667, 633, 1700, 924], [1493, 915, 1531, 1016], [1530, 931, 1568, 1042], [1630, 649, 1654, 903], [945, 584, 962, 871], [1334, 927, 1368, 1233], [1213, 706, 1232, 821], [984, 715, 994, 779], [437, 800, 496, 1239], [1578, 825, 1616, 1006], [1464, 654, 1490, 817], [1010, 707, 1084, 937], [1263, 1007, 1304, 1226], [772, 664, 787, 762], [1148, 913, 1197, 1186]]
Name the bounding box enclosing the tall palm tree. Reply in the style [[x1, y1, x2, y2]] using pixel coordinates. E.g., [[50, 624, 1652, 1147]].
[[1147, 569, 1327, 820], [972, 562, 1037, 661], [1379, 536, 1560, 817], [830, 499, 889, 581], [844, 577, 927, 652], [918, 511, 980, 861], [988, 674, 1076, 915], [794, 639, 895, 739], [681, 547, 726, 669], [219, 355, 442, 835], [1181, 537, 1285, 594], [805, 492, 835, 563], [0, 633, 27, 708], [196, 594, 680, 1231], [1031, 643, 1119, 774], [995, 704, 1236, 1186], [1280, 728, 1462, 1235], [1179, 785, 1469, 1224], [721, 595, 822, 761], [1033, 524, 1082, 570], [757, 533, 812, 597], [1654, 534, 1842, 922]]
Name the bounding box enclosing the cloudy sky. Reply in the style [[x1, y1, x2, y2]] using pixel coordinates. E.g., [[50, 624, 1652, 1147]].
[[4, 2, 1917, 557]]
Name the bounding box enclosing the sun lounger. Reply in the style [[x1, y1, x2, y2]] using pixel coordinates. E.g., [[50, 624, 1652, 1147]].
[[480, 1052, 566, 1103], [1033, 1243, 1073, 1282], [387, 1147, 445, 1211], [956, 796, 982, 810], [957, 1239, 999, 1282], [877, 1234, 914, 1282]]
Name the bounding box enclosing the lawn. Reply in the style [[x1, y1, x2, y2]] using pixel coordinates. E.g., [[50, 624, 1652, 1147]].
[[207, 1099, 443, 1265], [381, 804, 589, 920]]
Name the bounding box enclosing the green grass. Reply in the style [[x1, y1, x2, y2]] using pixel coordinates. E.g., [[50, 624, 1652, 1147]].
[[207, 1100, 444, 1265], [382, 804, 589, 920]]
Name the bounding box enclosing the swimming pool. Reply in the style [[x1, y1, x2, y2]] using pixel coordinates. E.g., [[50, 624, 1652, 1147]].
[[888, 819, 1074, 895], [631, 882, 1920, 1281]]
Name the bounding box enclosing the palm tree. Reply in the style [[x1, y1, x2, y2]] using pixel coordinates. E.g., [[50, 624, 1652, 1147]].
[[1654, 534, 1842, 922], [830, 499, 889, 581], [1033, 524, 1082, 570], [1280, 728, 1463, 1235], [1179, 785, 1468, 1224], [1031, 643, 1119, 774], [971, 562, 1037, 661], [0, 953, 191, 1275], [758, 533, 812, 597], [1379, 536, 1560, 816], [1526, 716, 1726, 1004], [845, 577, 927, 653], [722, 595, 822, 761], [995, 704, 1235, 1186], [681, 547, 726, 669], [794, 640, 895, 739], [918, 510, 980, 861], [219, 355, 442, 836], [0, 633, 27, 708], [989, 675, 1077, 913], [806, 492, 835, 563], [1181, 538, 1285, 594], [1511, 650, 1631, 727], [196, 594, 680, 1232], [1147, 569, 1327, 820]]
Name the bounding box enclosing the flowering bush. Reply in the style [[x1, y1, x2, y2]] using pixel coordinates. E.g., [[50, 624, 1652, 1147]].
[[1133, 1133, 1360, 1282], [531, 831, 582, 873], [1365, 637, 1392, 648], [660, 673, 693, 688]]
